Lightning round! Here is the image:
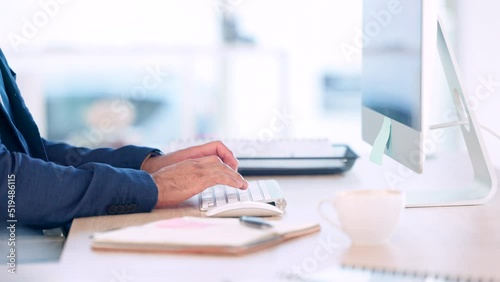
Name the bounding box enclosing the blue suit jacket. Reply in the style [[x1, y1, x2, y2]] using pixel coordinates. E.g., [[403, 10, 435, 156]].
[[0, 49, 158, 229]]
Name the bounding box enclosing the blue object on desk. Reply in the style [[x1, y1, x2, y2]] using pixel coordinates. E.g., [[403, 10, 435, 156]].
[[239, 216, 273, 229]]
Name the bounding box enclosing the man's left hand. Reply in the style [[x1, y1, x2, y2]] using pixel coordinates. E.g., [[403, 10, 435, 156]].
[[141, 141, 239, 173]]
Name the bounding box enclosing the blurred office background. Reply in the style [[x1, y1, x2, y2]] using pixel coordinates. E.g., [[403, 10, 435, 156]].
[[0, 0, 498, 167]]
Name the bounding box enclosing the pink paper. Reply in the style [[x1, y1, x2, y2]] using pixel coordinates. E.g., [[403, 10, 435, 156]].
[[155, 218, 214, 229]]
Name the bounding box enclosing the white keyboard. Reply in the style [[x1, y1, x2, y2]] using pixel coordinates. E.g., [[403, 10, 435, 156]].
[[199, 179, 287, 212]]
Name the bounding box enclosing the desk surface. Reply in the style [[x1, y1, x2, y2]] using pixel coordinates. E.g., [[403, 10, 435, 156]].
[[3, 150, 500, 282]]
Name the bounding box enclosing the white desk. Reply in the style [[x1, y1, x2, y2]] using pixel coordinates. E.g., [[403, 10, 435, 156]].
[[2, 152, 500, 282]]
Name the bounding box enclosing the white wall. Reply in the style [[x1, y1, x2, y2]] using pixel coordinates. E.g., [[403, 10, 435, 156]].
[[456, 0, 500, 168]]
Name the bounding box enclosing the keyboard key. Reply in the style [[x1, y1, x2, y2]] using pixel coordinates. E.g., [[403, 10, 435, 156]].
[[213, 185, 228, 206], [201, 190, 213, 200], [258, 180, 272, 200], [225, 187, 239, 204], [264, 179, 285, 200], [200, 189, 214, 210], [201, 200, 214, 210], [237, 189, 251, 202], [249, 183, 264, 201]]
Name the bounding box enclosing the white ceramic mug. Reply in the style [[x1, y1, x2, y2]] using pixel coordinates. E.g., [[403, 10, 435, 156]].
[[318, 189, 406, 246]]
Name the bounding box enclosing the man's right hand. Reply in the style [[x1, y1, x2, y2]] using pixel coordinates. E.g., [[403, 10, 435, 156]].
[[150, 155, 248, 208]]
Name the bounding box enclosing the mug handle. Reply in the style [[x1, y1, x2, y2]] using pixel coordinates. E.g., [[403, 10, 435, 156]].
[[317, 198, 341, 229]]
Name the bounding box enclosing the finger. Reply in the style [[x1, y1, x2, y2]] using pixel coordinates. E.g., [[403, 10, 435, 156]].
[[195, 155, 224, 165], [189, 156, 248, 189], [207, 170, 248, 189], [213, 141, 239, 171], [196, 141, 239, 171], [200, 162, 248, 189]]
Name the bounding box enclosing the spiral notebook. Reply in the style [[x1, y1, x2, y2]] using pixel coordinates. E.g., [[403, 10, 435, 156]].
[[165, 139, 358, 176], [280, 266, 485, 282]]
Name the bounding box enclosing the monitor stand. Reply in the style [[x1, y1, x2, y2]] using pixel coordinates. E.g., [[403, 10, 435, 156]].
[[405, 19, 497, 207]]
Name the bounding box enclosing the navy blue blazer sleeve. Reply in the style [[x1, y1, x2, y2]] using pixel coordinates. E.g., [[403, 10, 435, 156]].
[[42, 139, 157, 169], [0, 143, 158, 229]]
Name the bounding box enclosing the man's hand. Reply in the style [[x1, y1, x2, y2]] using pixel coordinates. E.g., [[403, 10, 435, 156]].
[[142, 141, 239, 173], [151, 156, 248, 207]]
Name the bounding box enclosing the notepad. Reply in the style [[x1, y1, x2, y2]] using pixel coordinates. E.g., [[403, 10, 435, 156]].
[[91, 217, 320, 255]]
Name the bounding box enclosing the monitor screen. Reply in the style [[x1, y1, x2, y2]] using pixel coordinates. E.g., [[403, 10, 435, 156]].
[[362, 0, 423, 131]]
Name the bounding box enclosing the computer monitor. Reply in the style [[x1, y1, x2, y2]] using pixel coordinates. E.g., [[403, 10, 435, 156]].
[[361, 0, 436, 173], [361, 0, 497, 206]]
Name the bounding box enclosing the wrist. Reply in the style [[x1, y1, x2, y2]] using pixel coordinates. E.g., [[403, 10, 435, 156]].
[[141, 149, 163, 173]]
